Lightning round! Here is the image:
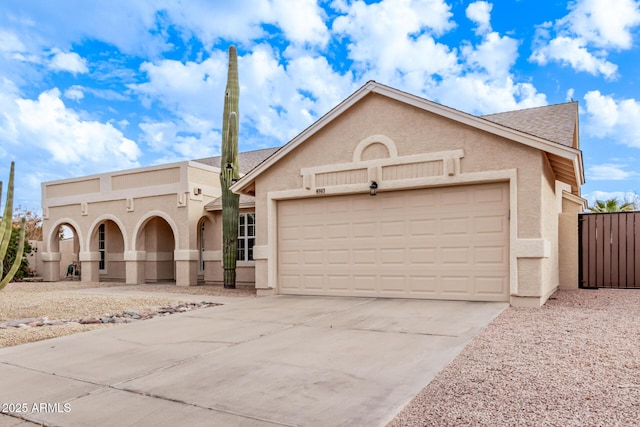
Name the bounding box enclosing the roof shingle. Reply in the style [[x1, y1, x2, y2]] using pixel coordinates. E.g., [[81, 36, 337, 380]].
[[481, 102, 578, 148]]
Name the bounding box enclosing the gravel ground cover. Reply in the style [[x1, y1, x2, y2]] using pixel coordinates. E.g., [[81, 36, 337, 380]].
[[389, 289, 640, 427], [0, 281, 255, 348]]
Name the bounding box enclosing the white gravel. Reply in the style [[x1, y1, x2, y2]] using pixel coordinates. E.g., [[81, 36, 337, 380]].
[[0, 281, 255, 348], [389, 289, 640, 426]]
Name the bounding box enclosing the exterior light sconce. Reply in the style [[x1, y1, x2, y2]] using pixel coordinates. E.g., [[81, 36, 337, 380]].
[[369, 181, 378, 196]]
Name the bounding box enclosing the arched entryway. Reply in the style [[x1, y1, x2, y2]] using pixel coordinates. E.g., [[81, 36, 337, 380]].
[[42, 220, 82, 281], [134, 215, 177, 283], [88, 219, 126, 282]]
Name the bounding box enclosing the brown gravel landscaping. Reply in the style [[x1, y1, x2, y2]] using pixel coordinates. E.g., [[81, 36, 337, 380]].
[[0, 281, 255, 348], [389, 289, 640, 427]]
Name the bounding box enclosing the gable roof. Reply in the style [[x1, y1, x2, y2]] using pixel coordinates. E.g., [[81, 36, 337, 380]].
[[232, 81, 584, 196]]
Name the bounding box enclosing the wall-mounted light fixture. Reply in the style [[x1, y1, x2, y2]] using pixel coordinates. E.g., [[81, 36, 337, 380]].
[[369, 181, 378, 196]]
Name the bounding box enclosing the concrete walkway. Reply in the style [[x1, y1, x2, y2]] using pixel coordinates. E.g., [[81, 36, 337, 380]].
[[0, 296, 507, 426]]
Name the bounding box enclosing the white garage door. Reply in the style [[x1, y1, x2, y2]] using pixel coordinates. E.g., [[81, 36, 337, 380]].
[[277, 182, 509, 301]]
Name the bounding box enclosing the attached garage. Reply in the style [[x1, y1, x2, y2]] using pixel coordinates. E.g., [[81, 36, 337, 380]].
[[233, 81, 586, 307], [277, 183, 509, 301]]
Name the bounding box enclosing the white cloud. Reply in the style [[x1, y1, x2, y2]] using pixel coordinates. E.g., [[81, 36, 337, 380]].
[[49, 50, 89, 74], [586, 163, 638, 180], [433, 75, 547, 115], [64, 86, 84, 101], [466, 1, 493, 35], [462, 31, 519, 79], [10, 88, 142, 167], [530, 36, 617, 79], [530, 0, 640, 78], [564, 0, 640, 49], [0, 30, 26, 53], [332, 0, 457, 83], [583, 90, 640, 147], [130, 45, 354, 149], [272, 0, 329, 47]]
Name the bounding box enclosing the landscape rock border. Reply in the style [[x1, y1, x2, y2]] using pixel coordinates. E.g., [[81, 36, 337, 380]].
[[0, 301, 220, 330]]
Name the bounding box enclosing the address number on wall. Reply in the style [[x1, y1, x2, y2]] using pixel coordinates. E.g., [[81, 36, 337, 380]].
[[316, 188, 326, 194]]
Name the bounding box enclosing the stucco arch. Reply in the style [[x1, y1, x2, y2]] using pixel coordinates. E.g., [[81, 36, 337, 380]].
[[86, 214, 129, 253], [352, 134, 399, 163], [131, 210, 180, 251], [46, 218, 84, 253]]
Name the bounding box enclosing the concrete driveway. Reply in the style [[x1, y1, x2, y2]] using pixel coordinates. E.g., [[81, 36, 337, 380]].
[[0, 295, 507, 426]]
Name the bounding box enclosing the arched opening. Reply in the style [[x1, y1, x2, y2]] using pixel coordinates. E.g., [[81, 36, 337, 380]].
[[136, 216, 176, 283], [89, 219, 126, 282], [50, 224, 80, 280]]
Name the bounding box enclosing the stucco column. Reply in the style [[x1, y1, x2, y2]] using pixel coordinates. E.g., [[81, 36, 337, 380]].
[[40, 252, 61, 282], [79, 251, 100, 283], [558, 192, 587, 290], [124, 251, 146, 285], [175, 250, 198, 286]]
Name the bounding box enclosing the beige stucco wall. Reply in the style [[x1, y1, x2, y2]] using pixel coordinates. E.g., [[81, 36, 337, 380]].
[[251, 93, 556, 303], [558, 193, 586, 290], [538, 155, 560, 299], [203, 208, 256, 285], [40, 161, 223, 285]]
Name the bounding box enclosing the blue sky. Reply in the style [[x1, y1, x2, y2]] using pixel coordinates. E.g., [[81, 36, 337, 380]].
[[1, 0, 640, 212]]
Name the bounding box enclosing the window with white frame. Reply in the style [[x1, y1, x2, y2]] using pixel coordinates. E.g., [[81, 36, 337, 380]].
[[98, 223, 106, 271], [237, 213, 255, 262]]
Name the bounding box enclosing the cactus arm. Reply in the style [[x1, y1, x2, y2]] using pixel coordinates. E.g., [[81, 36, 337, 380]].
[[0, 180, 4, 248], [0, 162, 16, 263], [0, 218, 25, 290]]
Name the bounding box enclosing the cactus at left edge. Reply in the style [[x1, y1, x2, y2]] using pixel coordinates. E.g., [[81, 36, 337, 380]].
[[219, 46, 240, 289], [0, 162, 26, 290]]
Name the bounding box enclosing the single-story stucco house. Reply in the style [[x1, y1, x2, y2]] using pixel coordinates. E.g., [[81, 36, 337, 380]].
[[40, 81, 586, 307]]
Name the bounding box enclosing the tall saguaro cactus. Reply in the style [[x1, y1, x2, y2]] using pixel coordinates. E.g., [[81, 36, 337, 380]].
[[220, 46, 240, 289], [1, 162, 26, 290]]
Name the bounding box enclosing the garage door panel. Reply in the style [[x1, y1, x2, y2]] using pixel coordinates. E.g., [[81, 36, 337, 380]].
[[440, 276, 470, 295], [441, 217, 469, 235], [475, 215, 506, 234], [278, 183, 509, 301], [475, 246, 507, 265], [380, 248, 405, 265], [475, 276, 508, 295], [381, 220, 405, 237], [441, 247, 470, 264]]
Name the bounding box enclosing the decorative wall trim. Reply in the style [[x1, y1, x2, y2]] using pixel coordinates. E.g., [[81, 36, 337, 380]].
[[79, 251, 101, 262], [124, 251, 147, 261], [352, 134, 398, 162], [174, 250, 199, 261], [300, 147, 464, 195], [252, 245, 268, 260]]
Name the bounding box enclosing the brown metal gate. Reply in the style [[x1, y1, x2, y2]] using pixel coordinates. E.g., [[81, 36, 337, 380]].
[[579, 212, 640, 288]]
